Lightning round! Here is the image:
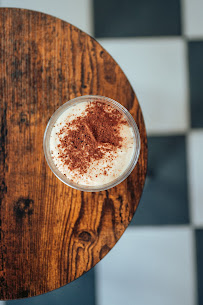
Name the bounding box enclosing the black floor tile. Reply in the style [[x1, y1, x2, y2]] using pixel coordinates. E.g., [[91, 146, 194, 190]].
[[93, 0, 181, 38], [5, 269, 95, 305], [195, 229, 203, 305], [188, 41, 203, 128], [130, 136, 189, 226]]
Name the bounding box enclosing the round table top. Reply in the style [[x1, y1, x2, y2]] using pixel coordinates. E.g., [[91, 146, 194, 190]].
[[0, 8, 147, 300]]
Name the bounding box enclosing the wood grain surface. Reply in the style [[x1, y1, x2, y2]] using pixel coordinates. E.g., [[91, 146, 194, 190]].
[[0, 8, 147, 300]]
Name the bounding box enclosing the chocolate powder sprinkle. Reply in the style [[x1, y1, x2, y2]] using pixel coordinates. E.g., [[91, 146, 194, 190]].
[[58, 102, 127, 174]]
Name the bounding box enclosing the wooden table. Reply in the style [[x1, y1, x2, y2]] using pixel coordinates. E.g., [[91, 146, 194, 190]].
[[0, 8, 147, 300]]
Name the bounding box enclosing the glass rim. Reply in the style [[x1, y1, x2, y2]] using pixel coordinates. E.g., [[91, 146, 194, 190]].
[[43, 95, 141, 192]]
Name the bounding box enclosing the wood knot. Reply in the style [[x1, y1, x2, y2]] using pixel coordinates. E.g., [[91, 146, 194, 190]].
[[100, 50, 104, 58], [13, 197, 34, 218], [117, 195, 123, 204], [18, 112, 30, 127], [99, 245, 111, 260], [78, 231, 92, 243], [0, 228, 5, 240], [17, 288, 30, 298], [0, 276, 7, 289], [0, 180, 7, 195]]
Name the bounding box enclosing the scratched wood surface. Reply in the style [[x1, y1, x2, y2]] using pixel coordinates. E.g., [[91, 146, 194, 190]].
[[0, 8, 147, 300]]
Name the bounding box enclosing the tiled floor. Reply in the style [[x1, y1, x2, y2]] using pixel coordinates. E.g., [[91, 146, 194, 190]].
[[0, 0, 203, 305], [183, 0, 203, 39], [196, 230, 203, 305], [130, 135, 189, 226], [93, 0, 181, 37], [96, 227, 196, 305], [187, 131, 203, 227], [188, 41, 203, 128]]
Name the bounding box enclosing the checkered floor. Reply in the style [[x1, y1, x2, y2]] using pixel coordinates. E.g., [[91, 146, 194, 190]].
[[1, 0, 203, 304]]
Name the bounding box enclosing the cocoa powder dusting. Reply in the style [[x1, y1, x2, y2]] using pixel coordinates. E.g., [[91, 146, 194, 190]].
[[57, 102, 127, 175]]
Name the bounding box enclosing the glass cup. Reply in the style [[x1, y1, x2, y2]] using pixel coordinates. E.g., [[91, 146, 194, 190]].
[[43, 95, 140, 192]]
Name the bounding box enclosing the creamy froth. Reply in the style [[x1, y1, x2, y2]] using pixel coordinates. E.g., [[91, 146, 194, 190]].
[[50, 101, 136, 186]]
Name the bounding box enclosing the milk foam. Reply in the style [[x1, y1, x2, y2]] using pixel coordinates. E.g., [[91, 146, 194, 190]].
[[50, 102, 135, 186]]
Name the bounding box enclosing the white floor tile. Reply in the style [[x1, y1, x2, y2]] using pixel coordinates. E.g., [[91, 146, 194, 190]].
[[98, 38, 189, 135], [0, 0, 93, 36], [182, 0, 203, 39], [96, 227, 195, 305], [187, 130, 203, 227]]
